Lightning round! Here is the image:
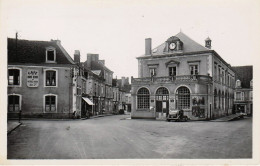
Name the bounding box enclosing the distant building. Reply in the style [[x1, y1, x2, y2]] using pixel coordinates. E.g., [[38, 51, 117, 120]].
[[8, 38, 79, 118], [131, 32, 236, 120], [82, 53, 114, 114], [232, 66, 253, 115]]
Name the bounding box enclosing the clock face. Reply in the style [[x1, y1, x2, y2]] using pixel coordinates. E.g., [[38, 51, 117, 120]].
[[169, 42, 176, 50]]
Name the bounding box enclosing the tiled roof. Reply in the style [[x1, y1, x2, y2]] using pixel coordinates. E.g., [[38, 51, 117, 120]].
[[232, 66, 253, 88], [8, 38, 75, 65], [140, 31, 209, 57]]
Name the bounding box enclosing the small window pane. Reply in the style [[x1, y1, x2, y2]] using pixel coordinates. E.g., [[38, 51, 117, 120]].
[[8, 69, 20, 85]]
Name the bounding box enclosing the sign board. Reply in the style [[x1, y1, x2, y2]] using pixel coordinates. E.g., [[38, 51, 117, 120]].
[[27, 69, 39, 87]]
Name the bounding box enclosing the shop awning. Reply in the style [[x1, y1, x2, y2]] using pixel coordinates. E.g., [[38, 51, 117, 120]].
[[82, 97, 94, 105]]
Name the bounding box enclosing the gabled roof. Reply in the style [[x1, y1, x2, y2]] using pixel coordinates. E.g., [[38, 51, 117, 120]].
[[232, 66, 253, 88], [139, 31, 209, 58], [8, 38, 75, 65]]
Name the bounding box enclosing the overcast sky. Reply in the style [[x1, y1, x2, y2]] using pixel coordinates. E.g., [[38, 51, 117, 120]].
[[2, 0, 260, 79]]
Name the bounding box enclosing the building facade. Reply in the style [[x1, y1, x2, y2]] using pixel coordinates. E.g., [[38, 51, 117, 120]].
[[131, 32, 235, 120], [232, 66, 253, 116], [7, 38, 79, 119], [82, 53, 114, 114]]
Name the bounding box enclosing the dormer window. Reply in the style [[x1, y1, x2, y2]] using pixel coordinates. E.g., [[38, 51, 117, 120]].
[[236, 80, 241, 88], [46, 47, 56, 63]]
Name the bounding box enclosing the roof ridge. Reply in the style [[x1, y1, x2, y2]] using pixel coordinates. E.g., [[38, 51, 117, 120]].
[[8, 38, 55, 43], [176, 31, 210, 50], [232, 65, 253, 67]]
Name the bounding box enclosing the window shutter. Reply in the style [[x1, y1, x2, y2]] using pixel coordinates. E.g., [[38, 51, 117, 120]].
[[241, 92, 244, 101]]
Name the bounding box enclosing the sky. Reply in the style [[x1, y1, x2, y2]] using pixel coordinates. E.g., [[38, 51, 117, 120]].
[[1, 0, 260, 79]]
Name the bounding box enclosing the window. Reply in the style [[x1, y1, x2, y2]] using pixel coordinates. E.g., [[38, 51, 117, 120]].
[[214, 64, 217, 81], [45, 70, 57, 86], [250, 80, 253, 88], [218, 90, 221, 109], [235, 92, 244, 101], [236, 80, 241, 88], [149, 68, 156, 77], [169, 67, 176, 76], [176, 86, 190, 109], [190, 65, 198, 75], [214, 89, 217, 109], [8, 95, 20, 112], [222, 91, 224, 109], [218, 68, 221, 82], [45, 95, 56, 112], [249, 91, 253, 101], [8, 69, 21, 86], [46, 47, 56, 62], [82, 80, 86, 94], [137, 88, 150, 109]]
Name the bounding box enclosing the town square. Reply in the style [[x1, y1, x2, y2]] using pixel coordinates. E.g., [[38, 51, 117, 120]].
[[1, 0, 259, 165]]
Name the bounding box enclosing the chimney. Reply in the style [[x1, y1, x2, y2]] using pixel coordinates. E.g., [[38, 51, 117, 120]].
[[87, 53, 99, 68], [74, 50, 80, 64], [145, 38, 152, 55], [205, 37, 212, 49], [121, 77, 125, 87], [126, 77, 129, 85]]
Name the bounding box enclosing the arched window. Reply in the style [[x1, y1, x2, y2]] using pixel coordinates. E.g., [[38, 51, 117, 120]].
[[236, 80, 241, 88], [156, 87, 169, 101], [176, 86, 190, 109], [214, 89, 217, 109], [137, 88, 150, 109], [156, 87, 169, 95]]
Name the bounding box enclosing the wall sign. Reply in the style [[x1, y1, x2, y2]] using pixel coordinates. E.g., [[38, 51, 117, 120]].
[[27, 69, 39, 87]]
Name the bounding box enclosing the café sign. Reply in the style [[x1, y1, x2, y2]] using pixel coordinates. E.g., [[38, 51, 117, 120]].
[[27, 69, 39, 87]]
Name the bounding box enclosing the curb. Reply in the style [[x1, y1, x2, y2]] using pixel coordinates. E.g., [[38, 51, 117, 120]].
[[8, 123, 22, 135]]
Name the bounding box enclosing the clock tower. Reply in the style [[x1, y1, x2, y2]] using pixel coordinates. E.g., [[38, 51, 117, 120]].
[[165, 36, 183, 52]]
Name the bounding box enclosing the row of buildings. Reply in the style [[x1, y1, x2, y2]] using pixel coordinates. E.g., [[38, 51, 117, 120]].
[[7, 31, 253, 120], [131, 32, 253, 120], [7, 37, 131, 119]]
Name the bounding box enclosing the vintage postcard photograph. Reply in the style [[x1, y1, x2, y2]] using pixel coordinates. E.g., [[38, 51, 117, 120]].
[[0, 0, 259, 165]]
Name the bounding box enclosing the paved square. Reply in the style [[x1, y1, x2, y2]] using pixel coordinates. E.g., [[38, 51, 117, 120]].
[[8, 115, 252, 159]]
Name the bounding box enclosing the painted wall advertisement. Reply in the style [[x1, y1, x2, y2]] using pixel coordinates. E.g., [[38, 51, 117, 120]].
[[27, 69, 39, 87]]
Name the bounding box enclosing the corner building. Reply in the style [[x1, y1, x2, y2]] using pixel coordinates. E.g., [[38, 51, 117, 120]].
[[131, 32, 235, 120], [7, 38, 79, 119]]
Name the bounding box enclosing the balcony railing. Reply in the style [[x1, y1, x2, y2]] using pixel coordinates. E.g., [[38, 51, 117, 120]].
[[132, 75, 212, 84]]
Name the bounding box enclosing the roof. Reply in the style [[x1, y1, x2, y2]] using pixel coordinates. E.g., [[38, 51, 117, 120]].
[[139, 31, 209, 58], [8, 38, 75, 65], [232, 66, 253, 88]]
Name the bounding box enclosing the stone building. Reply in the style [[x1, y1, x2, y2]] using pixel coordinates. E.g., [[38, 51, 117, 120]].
[[82, 53, 114, 114], [131, 32, 236, 120], [232, 66, 253, 116], [7, 38, 79, 119]]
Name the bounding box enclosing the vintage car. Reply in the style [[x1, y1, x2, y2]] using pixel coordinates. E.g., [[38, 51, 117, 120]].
[[167, 109, 189, 122]]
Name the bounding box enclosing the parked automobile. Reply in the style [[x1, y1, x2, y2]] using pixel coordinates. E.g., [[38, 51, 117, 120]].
[[236, 111, 247, 118], [167, 109, 189, 122]]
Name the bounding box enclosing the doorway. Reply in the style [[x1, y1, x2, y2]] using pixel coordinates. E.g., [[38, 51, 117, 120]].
[[155, 87, 169, 118]]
